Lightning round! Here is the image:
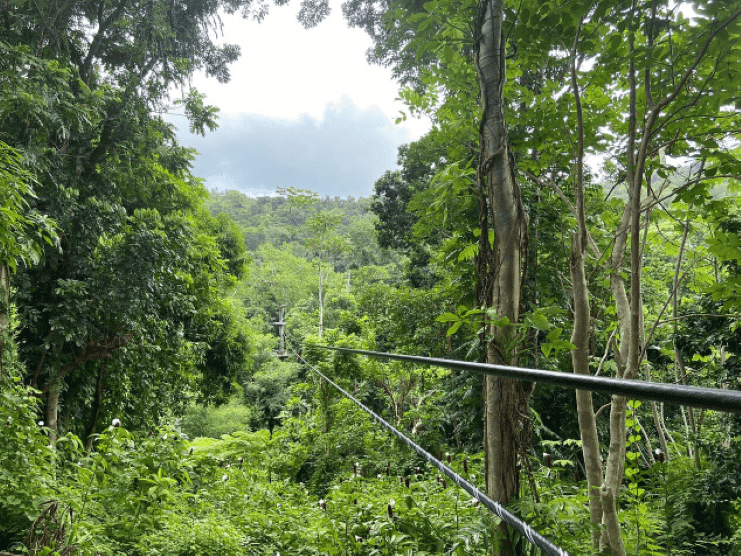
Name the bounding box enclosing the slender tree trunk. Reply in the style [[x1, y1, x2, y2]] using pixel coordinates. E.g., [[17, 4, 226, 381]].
[[650, 398, 669, 459], [85, 361, 107, 451], [569, 26, 605, 549], [671, 211, 701, 467], [597, 37, 641, 556], [0, 264, 7, 340], [676, 346, 701, 467], [0, 264, 8, 379], [46, 379, 61, 445], [318, 255, 324, 338], [600, 485, 627, 556], [637, 184, 669, 460], [474, 1, 529, 551]]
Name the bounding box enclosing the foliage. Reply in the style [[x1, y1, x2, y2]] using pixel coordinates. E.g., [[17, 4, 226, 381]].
[[0, 142, 57, 274], [0, 370, 55, 547], [179, 396, 253, 439], [243, 360, 302, 434], [0, 31, 252, 441], [663, 438, 741, 554]]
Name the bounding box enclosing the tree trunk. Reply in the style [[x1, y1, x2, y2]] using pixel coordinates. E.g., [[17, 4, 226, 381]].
[[0, 264, 8, 379], [0, 264, 7, 340], [596, 143, 634, 556], [46, 379, 61, 445], [474, 0, 529, 550], [600, 485, 627, 556], [318, 255, 324, 338], [671, 211, 700, 467], [85, 361, 107, 451], [571, 236, 605, 547], [675, 345, 701, 468], [568, 28, 604, 548]]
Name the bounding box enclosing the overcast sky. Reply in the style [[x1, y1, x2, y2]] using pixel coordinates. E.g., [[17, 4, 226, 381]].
[[168, 0, 430, 199]]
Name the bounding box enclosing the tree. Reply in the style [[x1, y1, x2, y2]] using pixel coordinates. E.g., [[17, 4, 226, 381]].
[[469, 4, 533, 551], [371, 136, 455, 288], [0, 0, 289, 441], [0, 141, 58, 339], [305, 210, 348, 337], [277, 187, 350, 338], [343, 1, 531, 547], [511, 1, 741, 552], [372, 171, 417, 251], [238, 243, 319, 324], [341, 0, 741, 553]]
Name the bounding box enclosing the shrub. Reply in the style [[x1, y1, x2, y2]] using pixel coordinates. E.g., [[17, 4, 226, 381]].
[[0, 355, 55, 548], [179, 398, 252, 439]]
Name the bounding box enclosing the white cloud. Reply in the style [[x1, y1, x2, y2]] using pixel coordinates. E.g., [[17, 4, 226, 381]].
[[174, 97, 407, 198], [184, 0, 429, 139], [168, 0, 431, 197]]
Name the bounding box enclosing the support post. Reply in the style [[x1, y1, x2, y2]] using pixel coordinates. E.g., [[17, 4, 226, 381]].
[[273, 305, 288, 360]]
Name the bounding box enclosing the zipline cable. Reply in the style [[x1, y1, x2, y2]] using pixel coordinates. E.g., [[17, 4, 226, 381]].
[[295, 351, 570, 556], [307, 345, 741, 414]]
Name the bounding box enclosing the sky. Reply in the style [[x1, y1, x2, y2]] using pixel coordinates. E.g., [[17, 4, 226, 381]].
[[168, 0, 431, 199]]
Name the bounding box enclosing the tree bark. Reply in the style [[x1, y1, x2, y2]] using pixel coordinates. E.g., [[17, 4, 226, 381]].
[[569, 25, 604, 548], [0, 264, 8, 379], [46, 379, 60, 445], [598, 32, 641, 554], [41, 334, 129, 442], [474, 1, 529, 550], [600, 485, 627, 556], [0, 264, 7, 340], [85, 361, 107, 451]]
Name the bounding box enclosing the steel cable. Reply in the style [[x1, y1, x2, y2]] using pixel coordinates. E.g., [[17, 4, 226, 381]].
[[296, 351, 570, 556], [307, 345, 741, 413]]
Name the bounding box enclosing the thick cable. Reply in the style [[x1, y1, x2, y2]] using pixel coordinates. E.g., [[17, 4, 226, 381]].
[[296, 352, 570, 556], [307, 345, 741, 414]]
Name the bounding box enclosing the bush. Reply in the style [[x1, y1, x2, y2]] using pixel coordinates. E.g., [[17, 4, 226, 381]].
[[0, 352, 55, 549], [665, 441, 741, 554], [135, 515, 243, 556], [179, 398, 252, 439]]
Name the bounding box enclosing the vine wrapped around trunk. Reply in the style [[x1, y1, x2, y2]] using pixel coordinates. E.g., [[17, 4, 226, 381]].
[[474, 1, 530, 551]]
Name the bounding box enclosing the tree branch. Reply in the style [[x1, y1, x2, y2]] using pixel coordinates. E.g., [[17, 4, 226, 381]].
[[40, 334, 131, 394], [656, 7, 741, 112]]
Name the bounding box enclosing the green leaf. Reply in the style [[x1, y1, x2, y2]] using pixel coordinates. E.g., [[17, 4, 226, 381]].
[[442, 44, 454, 64], [436, 312, 461, 323], [457, 243, 477, 262], [529, 312, 549, 331], [447, 320, 463, 337], [490, 316, 511, 327]]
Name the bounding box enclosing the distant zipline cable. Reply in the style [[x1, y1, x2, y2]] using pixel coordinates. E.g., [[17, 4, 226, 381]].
[[295, 350, 570, 556], [307, 345, 741, 414]]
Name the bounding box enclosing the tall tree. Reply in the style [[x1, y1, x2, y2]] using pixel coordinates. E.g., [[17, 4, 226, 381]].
[[342, 0, 531, 548], [278, 187, 350, 337], [341, 1, 741, 554], [513, 1, 741, 552], [0, 141, 57, 340], [0, 0, 294, 440], [473, 0, 530, 548]]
